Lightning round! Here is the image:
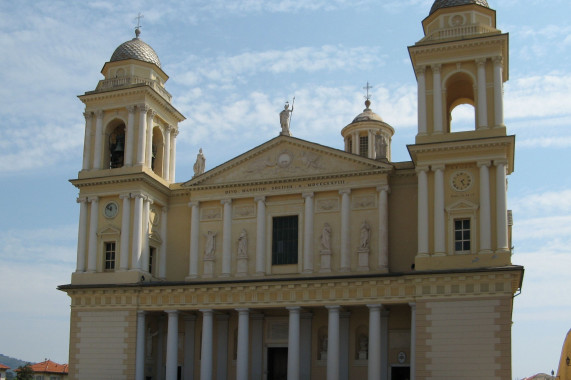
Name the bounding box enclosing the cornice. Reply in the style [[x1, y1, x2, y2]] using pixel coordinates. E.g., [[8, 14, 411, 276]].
[[70, 172, 176, 197], [409, 32, 508, 57], [58, 265, 524, 310]]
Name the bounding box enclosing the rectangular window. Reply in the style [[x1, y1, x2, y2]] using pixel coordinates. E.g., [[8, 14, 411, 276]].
[[359, 136, 368, 157], [104, 242, 116, 270], [149, 247, 156, 275], [454, 219, 471, 253], [272, 215, 298, 265]]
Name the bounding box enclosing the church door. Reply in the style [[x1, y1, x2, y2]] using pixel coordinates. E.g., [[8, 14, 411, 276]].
[[267, 347, 288, 380]]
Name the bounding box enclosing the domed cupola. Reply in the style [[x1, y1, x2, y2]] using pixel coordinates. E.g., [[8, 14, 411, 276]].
[[341, 98, 394, 162], [110, 27, 161, 68], [429, 0, 489, 15]]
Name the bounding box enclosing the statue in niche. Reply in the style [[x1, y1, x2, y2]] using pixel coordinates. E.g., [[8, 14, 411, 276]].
[[146, 328, 158, 357], [375, 133, 388, 160], [359, 221, 371, 250], [358, 335, 369, 360], [204, 230, 217, 259], [320, 223, 332, 251], [237, 229, 248, 258], [193, 148, 206, 176], [279, 101, 294, 136]]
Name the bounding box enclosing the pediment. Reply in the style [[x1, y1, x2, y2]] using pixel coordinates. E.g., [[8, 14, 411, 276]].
[[183, 136, 393, 188], [98, 226, 121, 236], [446, 200, 478, 212]]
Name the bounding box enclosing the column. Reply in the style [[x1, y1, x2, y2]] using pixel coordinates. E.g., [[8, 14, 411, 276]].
[[476, 58, 488, 129], [137, 105, 149, 165], [352, 132, 359, 155], [216, 314, 229, 380], [377, 186, 389, 270], [82, 112, 93, 170], [163, 125, 172, 180], [326, 306, 340, 380], [251, 314, 264, 380], [416, 67, 427, 135], [367, 305, 382, 380], [135, 311, 146, 380], [368, 130, 374, 159], [236, 309, 250, 380], [92, 110, 104, 169], [493, 57, 505, 128], [131, 193, 144, 270], [145, 110, 156, 168], [303, 192, 314, 273], [188, 202, 200, 279], [340, 311, 350, 380], [166, 310, 179, 380], [159, 207, 168, 278], [381, 310, 389, 380], [478, 161, 492, 253], [416, 167, 429, 256], [432, 65, 443, 134], [119, 193, 131, 271], [221, 199, 232, 277], [170, 129, 178, 182], [200, 310, 214, 380], [433, 165, 445, 255], [125, 105, 136, 166], [495, 160, 509, 252], [87, 196, 99, 272], [156, 317, 165, 380], [409, 303, 417, 380], [287, 307, 301, 380], [183, 315, 196, 380], [300, 312, 313, 380], [339, 190, 351, 271], [255, 196, 266, 275], [76, 197, 88, 272], [142, 197, 152, 273]]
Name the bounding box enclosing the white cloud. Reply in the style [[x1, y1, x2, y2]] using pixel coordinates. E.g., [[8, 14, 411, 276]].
[[511, 189, 571, 216]]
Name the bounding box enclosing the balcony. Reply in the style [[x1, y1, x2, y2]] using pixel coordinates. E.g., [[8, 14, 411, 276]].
[[92, 75, 172, 102], [421, 24, 498, 43]]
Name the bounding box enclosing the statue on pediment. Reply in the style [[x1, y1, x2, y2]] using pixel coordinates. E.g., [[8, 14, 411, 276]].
[[279, 100, 294, 136], [193, 148, 205, 176]]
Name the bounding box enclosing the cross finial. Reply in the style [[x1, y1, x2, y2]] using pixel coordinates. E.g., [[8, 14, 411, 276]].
[[363, 82, 373, 101], [134, 12, 144, 37]]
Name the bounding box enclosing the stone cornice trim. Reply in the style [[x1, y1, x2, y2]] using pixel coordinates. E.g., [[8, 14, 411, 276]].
[[409, 33, 508, 57]]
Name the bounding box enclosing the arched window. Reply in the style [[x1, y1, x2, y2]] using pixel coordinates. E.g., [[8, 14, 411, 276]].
[[445, 72, 476, 132], [151, 127, 164, 176], [106, 121, 126, 169]]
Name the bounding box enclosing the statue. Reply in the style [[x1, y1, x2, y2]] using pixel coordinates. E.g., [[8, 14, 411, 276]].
[[279, 100, 294, 136], [204, 230, 217, 259], [237, 229, 248, 258], [375, 133, 388, 160], [146, 328, 158, 357], [320, 223, 332, 251], [359, 221, 370, 250], [193, 148, 205, 176]]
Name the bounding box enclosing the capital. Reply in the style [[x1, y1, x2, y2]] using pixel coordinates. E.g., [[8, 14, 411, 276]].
[[76, 197, 88, 204], [476, 57, 487, 66], [138, 104, 150, 113], [87, 196, 99, 203], [431, 64, 442, 73], [415, 66, 426, 76], [431, 164, 445, 172], [221, 199, 232, 205], [415, 165, 429, 174], [494, 159, 508, 167], [254, 196, 266, 203], [302, 192, 314, 199], [119, 193, 132, 200], [339, 189, 351, 196], [493, 56, 504, 65], [127, 105, 137, 113], [188, 201, 200, 208], [477, 160, 492, 168], [83, 112, 93, 120], [376, 185, 390, 194], [95, 110, 104, 119]]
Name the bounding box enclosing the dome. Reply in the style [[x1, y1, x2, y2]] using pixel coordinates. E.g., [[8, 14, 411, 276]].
[[352, 100, 384, 123], [110, 28, 161, 68], [430, 0, 489, 15]]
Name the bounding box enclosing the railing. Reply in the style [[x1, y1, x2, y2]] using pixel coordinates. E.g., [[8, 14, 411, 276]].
[[421, 24, 498, 42], [94, 76, 172, 101]]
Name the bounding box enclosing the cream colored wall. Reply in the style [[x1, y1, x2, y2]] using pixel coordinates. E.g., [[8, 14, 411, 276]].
[[416, 297, 512, 380], [69, 310, 134, 380]]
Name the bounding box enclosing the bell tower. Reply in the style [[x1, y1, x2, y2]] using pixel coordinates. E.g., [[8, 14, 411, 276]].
[[72, 27, 185, 285], [408, 0, 514, 271]]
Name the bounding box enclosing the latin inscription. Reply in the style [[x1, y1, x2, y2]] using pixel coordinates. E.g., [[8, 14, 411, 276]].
[[224, 180, 346, 195]]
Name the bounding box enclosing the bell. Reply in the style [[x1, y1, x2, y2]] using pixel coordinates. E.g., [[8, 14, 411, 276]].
[[114, 138, 124, 153]]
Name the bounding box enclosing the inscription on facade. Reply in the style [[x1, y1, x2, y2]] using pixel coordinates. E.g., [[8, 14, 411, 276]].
[[224, 180, 346, 195]]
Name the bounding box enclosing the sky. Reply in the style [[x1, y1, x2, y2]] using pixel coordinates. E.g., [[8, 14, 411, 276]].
[[0, 0, 570, 378]]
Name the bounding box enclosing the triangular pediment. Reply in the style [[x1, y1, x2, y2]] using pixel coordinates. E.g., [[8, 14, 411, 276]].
[[183, 136, 392, 188], [446, 200, 479, 212]]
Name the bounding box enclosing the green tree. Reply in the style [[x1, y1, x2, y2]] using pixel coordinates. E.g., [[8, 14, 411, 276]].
[[15, 363, 33, 380]]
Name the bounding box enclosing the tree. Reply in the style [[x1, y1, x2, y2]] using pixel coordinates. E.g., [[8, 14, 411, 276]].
[[15, 363, 33, 380]]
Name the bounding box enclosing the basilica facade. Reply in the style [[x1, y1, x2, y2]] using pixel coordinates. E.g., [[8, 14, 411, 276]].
[[59, 1, 523, 379]]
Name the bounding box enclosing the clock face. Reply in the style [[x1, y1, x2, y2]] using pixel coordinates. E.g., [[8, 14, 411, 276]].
[[104, 201, 119, 218], [451, 171, 473, 192]]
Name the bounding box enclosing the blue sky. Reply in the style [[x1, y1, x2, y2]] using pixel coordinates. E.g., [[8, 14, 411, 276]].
[[0, 0, 570, 378]]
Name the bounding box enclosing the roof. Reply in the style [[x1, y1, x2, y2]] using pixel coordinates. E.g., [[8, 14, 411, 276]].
[[351, 100, 384, 123], [110, 28, 161, 68], [430, 0, 489, 15], [0, 364, 9, 370], [29, 360, 68, 374]]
